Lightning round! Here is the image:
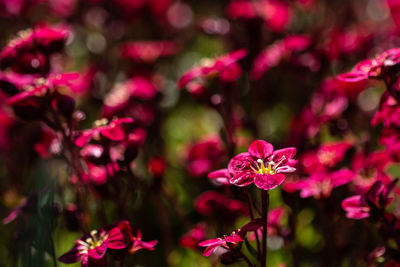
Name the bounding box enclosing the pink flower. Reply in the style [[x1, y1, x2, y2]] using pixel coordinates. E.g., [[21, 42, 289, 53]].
[[351, 151, 393, 194], [0, 25, 69, 74], [75, 117, 134, 147], [148, 156, 167, 177], [342, 180, 397, 220], [59, 221, 157, 266], [199, 219, 263, 256], [185, 136, 226, 177], [301, 141, 352, 174], [297, 169, 354, 199], [178, 49, 247, 96], [120, 41, 178, 64], [372, 92, 400, 128], [227, 140, 296, 190], [180, 223, 207, 250], [227, 0, 291, 32], [58, 221, 133, 267], [251, 35, 311, 80], [194, 191, 248, 218], [337, 48, 400, 83]]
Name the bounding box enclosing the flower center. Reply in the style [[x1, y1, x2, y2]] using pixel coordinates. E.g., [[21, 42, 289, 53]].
[[252, 157, 286, 175], [77, 230, 109, 253]]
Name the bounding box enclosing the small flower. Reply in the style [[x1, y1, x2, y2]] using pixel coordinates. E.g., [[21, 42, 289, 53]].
[[297, 169, 354, 199], [227, 140, 296, 190], [75, 117, 134, 147], [199, 219, 263, 256], [185, 136, 226, 177], [194, 191, 248, 218], [180, 223, 207, 250], [178, 49, 247, 99], [342, 180, 397, 220], [58, 221, 131, 267], [120, 41, 178, 64]]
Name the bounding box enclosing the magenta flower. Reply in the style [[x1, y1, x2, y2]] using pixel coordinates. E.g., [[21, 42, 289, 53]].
[[120, 41, 178, 64], [227, 0, 291, 32], [180, 223, 207, 250], [199, 219, 263, 256], [372, 92, 400, 128], [251, 35, 311, 80], [59, 221, 157, 266], [129, 229, 158, 254], [75, 117, 134, 147], [342, 180, 397, 220], [227, 140, 296, 190], [0, 25, 69, 74], [194, 191, 248, 218], [337, 48, 400, 83], [178, 49, 247, 93], [185, 135, 226, 177], [58, 221, 132, 267], [301, 141, 352, 174], [297, 169, 354, 199]]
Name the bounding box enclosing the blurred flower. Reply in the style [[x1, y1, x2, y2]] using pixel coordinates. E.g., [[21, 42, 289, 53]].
[[120, 41, 178, 64], [227, 0, 291, 32], [178, 49, 247, 100], [194, 191, 248, 218], [296, 169, 354, 199], [180, 223, 207, 250], [148, 156, 167, 178], [251, 35, 312, 80], [0, 25, 69, 74], [227, 140, 296, 190], [75, 117, 134, 147], [185, 135, 226, 177], [199, 219, 263, 256], [342, 180, 397, 220]]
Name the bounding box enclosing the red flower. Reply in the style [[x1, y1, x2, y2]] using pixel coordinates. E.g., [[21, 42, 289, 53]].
[[178, 49, 247, 96], [75, 117, 134, 147], [251, 35, 311, 80], [59, 221, 157, 266], [301, 141, 352, 174], [199, 219, 263, 256], [227, 140, 296, 190], [185, 136, 226, 177], [120, 41, 178, 64], [337, 48, 400, 83], [180, 223, 207, 250], [58, 221, 132, 267], [227, 0, 291, 32], [297, 169, 354, 199], [0, 25, 69, 74], [342, 180, 397, 220], [194, 191, 248, 218]]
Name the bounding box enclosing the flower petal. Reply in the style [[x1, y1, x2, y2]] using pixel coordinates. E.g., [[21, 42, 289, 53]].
[[254, 173, 285, 190], [229, 171, 255, 186], [227, 152, 251, 174], [248, 140, 273, 159]]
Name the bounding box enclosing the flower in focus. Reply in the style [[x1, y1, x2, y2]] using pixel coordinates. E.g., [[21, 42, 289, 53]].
[[227, 140, 296, 190]]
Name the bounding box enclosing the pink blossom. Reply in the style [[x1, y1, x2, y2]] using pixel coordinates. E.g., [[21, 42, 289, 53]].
[[227, 140, 296, 190], [297, 169, 354, 199], [120, 41, 178, 64], [194, 191, 248, 217], [180, 223, 207, 250]]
